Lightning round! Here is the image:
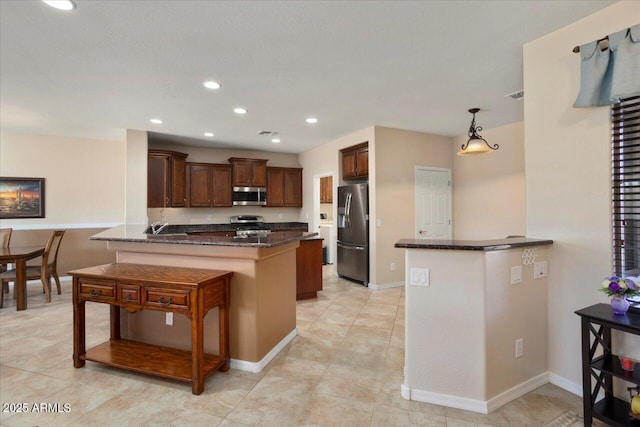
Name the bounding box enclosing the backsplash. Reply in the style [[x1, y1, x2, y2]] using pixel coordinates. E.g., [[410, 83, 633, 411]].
[[147, 207, 304, 225], [320, 203, 334, 221]]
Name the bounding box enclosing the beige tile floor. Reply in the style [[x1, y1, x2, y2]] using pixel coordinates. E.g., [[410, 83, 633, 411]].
[[0, 265, 593, 426]]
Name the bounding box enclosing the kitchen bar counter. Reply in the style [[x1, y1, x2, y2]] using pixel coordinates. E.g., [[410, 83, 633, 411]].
[[396, 236, 553, 414], [91, 224, 316, 247], [394, 237, 553, 251], [88, 224, 314, 373]]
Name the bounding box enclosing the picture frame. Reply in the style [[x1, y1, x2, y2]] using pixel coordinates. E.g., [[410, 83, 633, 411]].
[[0, 177, 45, 219]]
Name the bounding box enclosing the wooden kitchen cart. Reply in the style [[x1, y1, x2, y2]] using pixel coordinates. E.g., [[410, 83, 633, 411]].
[[70, 263, 233, 395], [575, 303, 640, 426]]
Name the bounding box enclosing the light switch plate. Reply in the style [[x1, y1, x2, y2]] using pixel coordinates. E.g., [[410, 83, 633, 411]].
[[410, 268, 429, 287], [511, 266, 522, 285], [166, 312, 173, 326]]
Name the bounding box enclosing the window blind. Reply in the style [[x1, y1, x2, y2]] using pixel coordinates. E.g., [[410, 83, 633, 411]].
[[612, 95, 640, 276]]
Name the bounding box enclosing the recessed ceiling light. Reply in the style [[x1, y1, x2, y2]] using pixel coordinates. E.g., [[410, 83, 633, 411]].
[[234, 107, 247, 114], [203, 81, 221, 90], [150, 118, 163, 124], [42, 0, 76, 10], [306, 117, 318, 124], [271, 138, 281, 143], [204, 132, 214, 137]]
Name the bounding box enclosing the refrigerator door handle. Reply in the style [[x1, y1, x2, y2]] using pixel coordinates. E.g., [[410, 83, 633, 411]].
[[337, 243, 365, 251], [346, 193, 352, 221]]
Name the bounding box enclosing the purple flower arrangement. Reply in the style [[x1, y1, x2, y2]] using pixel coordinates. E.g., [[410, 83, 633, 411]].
[[600, 275, 640, 297]]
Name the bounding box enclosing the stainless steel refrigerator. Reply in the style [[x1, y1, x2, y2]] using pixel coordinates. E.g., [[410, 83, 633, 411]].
[[337, 183, 369, 285]]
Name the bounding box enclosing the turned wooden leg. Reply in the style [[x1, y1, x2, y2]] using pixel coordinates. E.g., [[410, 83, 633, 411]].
[[15, 259, 27, 311], [72, 277, 86, 368]]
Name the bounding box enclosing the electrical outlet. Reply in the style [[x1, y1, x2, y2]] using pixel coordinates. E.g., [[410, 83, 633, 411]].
[[515, 338, 523, 358], [534, 261, 548, 279], [166, 312, 173, 326], [278, 213, 284, 219], [511, 266, 522, 285], [390, 262, 396, 271], [377, 218, 382, 227]]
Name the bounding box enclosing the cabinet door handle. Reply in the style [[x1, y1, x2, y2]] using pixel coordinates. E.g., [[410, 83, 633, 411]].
[[123, 293, 132, 301], [89, 289, 100, 297], [158, 296, 173, 307], [166, 197, 170, 205]]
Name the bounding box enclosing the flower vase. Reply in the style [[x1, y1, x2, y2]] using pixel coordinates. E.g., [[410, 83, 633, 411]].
[[611, 296, 630, 315]]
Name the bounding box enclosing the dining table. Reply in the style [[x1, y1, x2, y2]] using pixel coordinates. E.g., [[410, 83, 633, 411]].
[[0, 245, 45, 311]]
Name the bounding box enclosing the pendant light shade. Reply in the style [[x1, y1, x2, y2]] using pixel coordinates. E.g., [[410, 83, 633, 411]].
[[457, 108, 499, 155]]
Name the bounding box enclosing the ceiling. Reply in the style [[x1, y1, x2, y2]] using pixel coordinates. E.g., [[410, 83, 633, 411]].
[[0, 0, 617, 153]]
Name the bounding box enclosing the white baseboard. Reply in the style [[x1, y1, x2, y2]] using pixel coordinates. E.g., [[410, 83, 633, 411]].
[[402, 384, 490, 414], [549, 372, 582, 397], [230, 327, 298, 373], [402, 372, 550, 414], [486, 372, 549, 413], [367, 281, 404, 291]]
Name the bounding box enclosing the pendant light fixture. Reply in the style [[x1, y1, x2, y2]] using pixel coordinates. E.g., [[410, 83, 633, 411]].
[[457, 108, 499, 155]]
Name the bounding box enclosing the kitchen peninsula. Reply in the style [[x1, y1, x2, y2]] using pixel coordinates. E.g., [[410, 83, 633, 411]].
[[90, 223, 316, 372], [395, 237, 553, 414]]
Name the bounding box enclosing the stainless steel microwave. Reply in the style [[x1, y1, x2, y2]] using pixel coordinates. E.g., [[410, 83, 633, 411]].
[[232, 187, 267, 206]]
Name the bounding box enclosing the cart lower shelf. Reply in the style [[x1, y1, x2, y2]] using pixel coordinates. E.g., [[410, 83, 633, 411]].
[[83, 339, 226, 383]]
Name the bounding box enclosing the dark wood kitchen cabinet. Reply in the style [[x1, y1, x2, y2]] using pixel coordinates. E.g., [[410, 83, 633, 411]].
[[266, 167, 302, 207], [228, 158, 268, 187], [296, 238, 323, 300], [320, 176, 333, 203], [187, 162, 232, 208], [148, 150, 188, 208], [341, 142, 368, 180]]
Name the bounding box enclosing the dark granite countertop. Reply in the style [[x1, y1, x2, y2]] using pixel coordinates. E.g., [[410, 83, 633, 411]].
[[146, 222, 308, 234], [394, 237, 553, 251], [91, 225, 317, 248]]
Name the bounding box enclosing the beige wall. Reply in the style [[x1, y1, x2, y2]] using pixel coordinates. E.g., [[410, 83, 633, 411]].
[[374, 126, 453, 287], [126, 129, 148, 224], [404, 246, 549, 407], [524, 1, 640, 393], [0, 133, 125, 227], [453, 121, 526, 240], [298, 126, 375, 277], [0, 132, 124, 274]]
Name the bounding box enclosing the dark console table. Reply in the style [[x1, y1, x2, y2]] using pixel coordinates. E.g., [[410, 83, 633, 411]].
[[575, 303, 640, 426]]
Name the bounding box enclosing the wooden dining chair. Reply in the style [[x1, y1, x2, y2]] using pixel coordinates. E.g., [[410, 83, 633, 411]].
[[0, 229, 65, 307], [0, 228, 11, 276]]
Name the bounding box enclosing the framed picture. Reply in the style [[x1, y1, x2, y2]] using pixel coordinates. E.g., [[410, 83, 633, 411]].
[[0, 177, 45, 219]]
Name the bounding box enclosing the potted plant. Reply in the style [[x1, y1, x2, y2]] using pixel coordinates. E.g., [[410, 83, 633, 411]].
[[600, 276, 640, 314]]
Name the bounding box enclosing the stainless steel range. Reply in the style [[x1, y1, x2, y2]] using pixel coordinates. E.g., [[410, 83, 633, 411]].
[[230, 215, 272, 237]]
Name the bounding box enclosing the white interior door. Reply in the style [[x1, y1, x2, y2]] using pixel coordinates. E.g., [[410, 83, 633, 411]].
[[415, 167, 452, 239]]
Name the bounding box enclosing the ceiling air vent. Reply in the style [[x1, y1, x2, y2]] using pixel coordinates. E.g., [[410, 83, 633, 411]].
[[257, 130, 278, 136], [505, 90, 524, 100]]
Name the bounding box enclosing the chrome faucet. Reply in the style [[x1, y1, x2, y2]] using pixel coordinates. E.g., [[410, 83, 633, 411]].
[[150, 221, 169, 235]]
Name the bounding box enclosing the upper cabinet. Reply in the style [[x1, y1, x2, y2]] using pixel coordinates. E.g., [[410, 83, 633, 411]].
[[147, 150, 188, 208], [341, 142, 368, 180], [266, 167, 302, 207], [228, 158, 268, 187], [320, 176, 333, 203], [186, 162, 232, 207]]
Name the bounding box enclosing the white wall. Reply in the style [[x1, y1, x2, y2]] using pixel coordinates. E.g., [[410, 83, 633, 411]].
[[0, 132, 125, 228], [524, 1, 640, 393], [453, 121, 526, 240]]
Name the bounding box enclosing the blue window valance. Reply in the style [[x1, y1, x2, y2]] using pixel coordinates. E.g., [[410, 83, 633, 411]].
[[573, 24, 640, 108]]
